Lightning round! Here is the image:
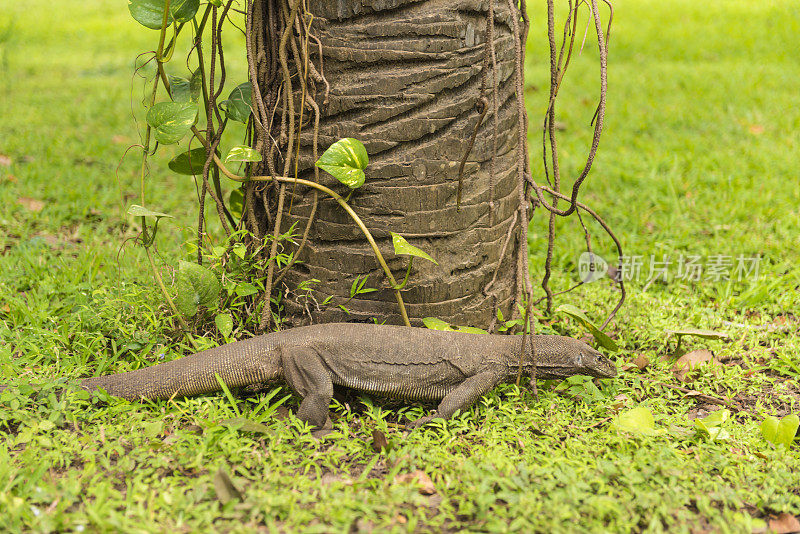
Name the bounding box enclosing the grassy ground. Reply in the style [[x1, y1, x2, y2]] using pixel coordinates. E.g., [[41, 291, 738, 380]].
[[1, 0, 799, 532]]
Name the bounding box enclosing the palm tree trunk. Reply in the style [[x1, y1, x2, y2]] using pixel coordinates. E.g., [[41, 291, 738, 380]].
[[253, 0, 524, 329]]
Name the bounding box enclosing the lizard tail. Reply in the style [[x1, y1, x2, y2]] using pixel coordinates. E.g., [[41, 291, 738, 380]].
[[80, 337, 281, 401]]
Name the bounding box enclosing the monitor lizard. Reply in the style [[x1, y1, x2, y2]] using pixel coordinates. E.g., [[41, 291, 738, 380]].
[[1, 323, 616, 429]]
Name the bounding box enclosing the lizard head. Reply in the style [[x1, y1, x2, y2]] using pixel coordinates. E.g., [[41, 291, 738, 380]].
[[527, 336, 617, 379]]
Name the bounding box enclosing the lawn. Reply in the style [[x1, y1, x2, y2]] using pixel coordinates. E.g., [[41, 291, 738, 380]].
[[1, 0, 799, 532]]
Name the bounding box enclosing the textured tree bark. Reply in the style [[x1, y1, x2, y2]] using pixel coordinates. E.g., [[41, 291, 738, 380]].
[[255, 0, 523, 329]]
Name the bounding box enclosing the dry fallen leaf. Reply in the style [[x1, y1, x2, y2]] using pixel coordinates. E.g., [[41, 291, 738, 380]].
[[633, 353, 650, 371], [673, 349, 717, 382], [610, 394, 630, 413], [17, 197, 45, 212], [0, 154, 11, 166], [371, 429, 388, 453], [213, 468, 243, 503], [769, 513, 800, 534], [395, 470, 436, 495]]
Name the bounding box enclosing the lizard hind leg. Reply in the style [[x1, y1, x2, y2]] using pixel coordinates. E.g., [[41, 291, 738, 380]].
[[279, 347, 334, 430]]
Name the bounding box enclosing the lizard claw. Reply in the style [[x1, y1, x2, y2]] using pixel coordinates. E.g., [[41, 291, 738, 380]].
[[407, 413, 437, 429]]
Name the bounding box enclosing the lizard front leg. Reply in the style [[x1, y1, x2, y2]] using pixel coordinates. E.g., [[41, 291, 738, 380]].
[[279, 347, 334, 430], [408, 369, 505, 429]]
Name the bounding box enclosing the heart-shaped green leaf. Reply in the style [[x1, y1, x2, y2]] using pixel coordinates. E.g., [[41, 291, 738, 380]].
[[422, 317, 454, 331], [232, 244, 247, 260], [128, 0, 200, 29], [127, 204, 173, 219], [146, 102, 198, 145], [762, 414, 799, 448], [612, 406, 662, 436], [225, 146, 262, 164], [141, 420, 164, 439], [315, 138, 368, 189], [390, 233, 437, 265], [168, 69, 201, 103], [168, 147, 210, 175], [557, 304, 619, 352], [233, 282, 258, 297], [228, 188, 244, 220], [174, 260, 220, 317], [761, 416, 780, 443], [221, 83, 252, 124], [215, 312, 233, 338], [694, 409, 731, 441]]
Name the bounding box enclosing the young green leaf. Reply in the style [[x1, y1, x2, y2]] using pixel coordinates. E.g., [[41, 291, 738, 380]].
[[225, 146, 262, 164], [168, 75, 191, 102], [422, 317, 454, 331], [168, 69, 201, 103], [146, 102, 198, 145], [390, 233, 438, 265], [497, 318, 523, 332], [233, 282, 258, 297], [694, 409, 731, 441], [556, 375, 604, 402], [221, 83, 252, 124], [174, 260, 220, 317], [315, 138, 368, 189], [141, 420, 164, 439], [228, 188, 244, 220], [349, 275, 376, 297], [127, 205, 173, 219], [128, 0, 200, 30], [611, 406, 662, 436], [761, 416, 780, 444], [557, 304, 619, 352], [455, 326, 489, 334], [232, 244, 247, 260], [189, 68, 202, 101], [761, 414, 799, 448], [215, 312, 233, 339], [168, 147, 209, 175]]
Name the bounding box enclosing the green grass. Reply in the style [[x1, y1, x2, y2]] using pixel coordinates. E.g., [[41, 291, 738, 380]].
[[2, 0, 800, 531]]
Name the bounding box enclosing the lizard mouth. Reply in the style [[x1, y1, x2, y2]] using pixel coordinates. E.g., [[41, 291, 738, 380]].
[[532, 351, 617, 379], [582, 349, 617, 378]]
